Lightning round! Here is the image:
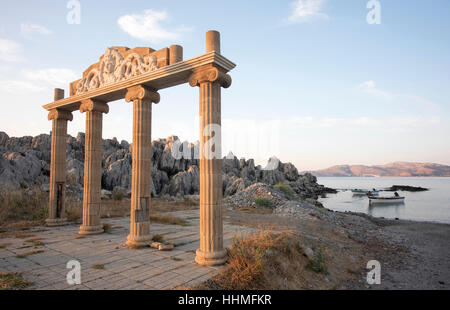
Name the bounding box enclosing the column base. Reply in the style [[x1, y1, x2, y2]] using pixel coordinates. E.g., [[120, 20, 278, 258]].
[[78, 225, 104, 235], [45, 218, 67, 227], [195, 248, 228, 266], [125, 234, 152, 249]]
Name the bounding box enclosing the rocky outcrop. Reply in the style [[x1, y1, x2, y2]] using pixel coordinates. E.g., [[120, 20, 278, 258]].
[[0, 131, 334, 200]]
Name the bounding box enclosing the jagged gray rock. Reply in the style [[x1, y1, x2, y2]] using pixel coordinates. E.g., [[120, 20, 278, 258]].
[[0, 131, 334, 200]]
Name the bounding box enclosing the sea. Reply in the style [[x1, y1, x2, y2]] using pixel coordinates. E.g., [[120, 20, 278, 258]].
[[317, 177, 450, 224]]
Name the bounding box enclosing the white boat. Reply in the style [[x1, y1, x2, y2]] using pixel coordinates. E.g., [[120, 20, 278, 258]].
[[352, 189, 379, 195], [369, 196, 405, 204]]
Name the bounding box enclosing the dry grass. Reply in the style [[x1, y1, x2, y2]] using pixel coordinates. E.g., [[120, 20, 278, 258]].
[[198, 231, 329, 290], [0, 272, 32, 290], [0, 242, 11, 249], [16, 249, 44, 259], [150, 214, 189, 226], [25, 238, 45, 247], [0, 186, 48, 230], [239, 207, 273, 215], [65, 197, 199, 222], [92, 264, 105, 270], [151, 198, 199, 212], [0, 185, 199, 233]]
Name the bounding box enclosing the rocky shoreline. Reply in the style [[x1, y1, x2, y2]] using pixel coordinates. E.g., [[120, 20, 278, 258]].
[[0, 132, 335, 202]]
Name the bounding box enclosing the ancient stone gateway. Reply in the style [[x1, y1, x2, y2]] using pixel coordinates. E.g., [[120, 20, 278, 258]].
[[43, 31, 235, 266]]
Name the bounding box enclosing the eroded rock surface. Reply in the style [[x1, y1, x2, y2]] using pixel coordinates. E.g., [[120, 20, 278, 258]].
[[0, 131, 334, 201]]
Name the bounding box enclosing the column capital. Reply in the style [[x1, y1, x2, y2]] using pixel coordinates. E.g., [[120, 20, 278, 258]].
[[80, 99, 109, 114], [189, 67, 232, 88], [125, 85, 160, 104], [48, 109, 73, 121]]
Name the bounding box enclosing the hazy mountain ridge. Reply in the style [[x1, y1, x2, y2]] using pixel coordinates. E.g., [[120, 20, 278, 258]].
[[307, 162, 450, 177]]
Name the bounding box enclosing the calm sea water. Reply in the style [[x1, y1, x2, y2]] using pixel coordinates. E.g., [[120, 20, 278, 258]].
[[317, 177, 450, 224]]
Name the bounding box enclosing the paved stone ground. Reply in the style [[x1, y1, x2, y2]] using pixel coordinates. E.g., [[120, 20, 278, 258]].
[[0, 210, 254, 290]]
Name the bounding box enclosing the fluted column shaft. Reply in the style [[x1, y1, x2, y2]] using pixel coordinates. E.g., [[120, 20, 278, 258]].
[[79, 99, 109, 235], [190, 66, 232, 266], [46, 107, 72, 226], [125, 85, 160, 248]]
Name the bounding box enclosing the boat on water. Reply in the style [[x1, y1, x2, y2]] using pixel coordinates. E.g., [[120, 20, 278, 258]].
[[368, 196, 405, 204], [351, 189, 379, 195]]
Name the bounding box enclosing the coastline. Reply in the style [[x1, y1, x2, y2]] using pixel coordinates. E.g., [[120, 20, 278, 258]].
[[225, 203, 450, 290]]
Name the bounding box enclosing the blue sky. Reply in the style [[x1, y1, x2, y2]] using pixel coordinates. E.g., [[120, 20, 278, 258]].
[[0, 0, 449, 170]]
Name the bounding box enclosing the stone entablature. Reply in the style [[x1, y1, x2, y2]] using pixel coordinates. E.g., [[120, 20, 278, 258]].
[[70, 46, 173, 96]]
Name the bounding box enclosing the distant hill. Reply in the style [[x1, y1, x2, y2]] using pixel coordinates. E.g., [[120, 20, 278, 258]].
[[307, 162, 450, 177]]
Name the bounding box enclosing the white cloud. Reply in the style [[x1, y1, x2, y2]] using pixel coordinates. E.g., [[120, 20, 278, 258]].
[[21, 68, 78, 86], [118, 9, 192, 43], [0, 80, 45, 93], [20, 23, 52, 37], [359, 80, 437, 107], [359, 80, 393, 100], [287, 0, 329, 23], [0, 68, 78, 95], [0, 38, 23, 62]]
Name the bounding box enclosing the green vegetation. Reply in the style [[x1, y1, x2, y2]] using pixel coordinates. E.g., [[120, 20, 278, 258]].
[[306, 248, 328, 274], [254, 197, 272, 208], [274, 182, 296, 199], [111, 188, 125, 201], [151, 234, 164, 243]]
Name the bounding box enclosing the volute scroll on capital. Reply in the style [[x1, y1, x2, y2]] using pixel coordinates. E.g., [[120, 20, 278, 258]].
[[48, 109, 73, 121], [79, 99, 109, 114], [125, 85, 160, 104], [189, 67, 232, 89]]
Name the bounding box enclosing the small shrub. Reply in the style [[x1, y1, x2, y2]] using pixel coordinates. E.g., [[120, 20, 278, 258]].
[[102, 223, 112, 234], [151, 234, 164, 243], [274, 182, 295, 200], [92, 264, 105, 270], [112, 189, 125, 201], [306, 248, 328, 274], [254, 198, 272, 208]]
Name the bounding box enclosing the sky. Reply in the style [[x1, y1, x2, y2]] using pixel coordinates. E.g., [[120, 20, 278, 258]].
[[0, 0, 449, 171]]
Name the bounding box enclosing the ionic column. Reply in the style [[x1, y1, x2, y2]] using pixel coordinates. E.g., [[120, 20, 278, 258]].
[[46, 89, 73, 227], [78, 99, 109, 235], [125, 85, 160, 248], [189, 31, 232, 266]]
